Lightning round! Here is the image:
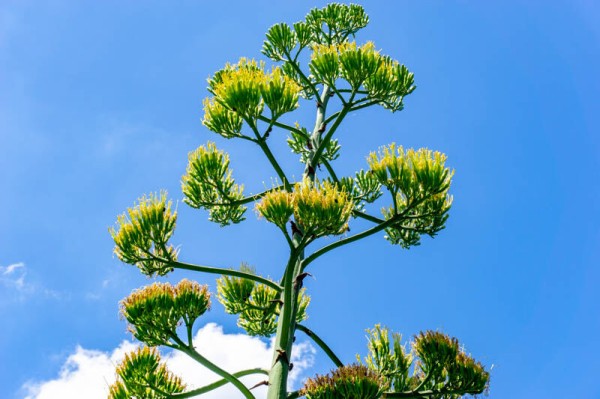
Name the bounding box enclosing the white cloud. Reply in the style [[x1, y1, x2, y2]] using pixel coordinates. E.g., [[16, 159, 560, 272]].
[[23, 323, 315, 399]]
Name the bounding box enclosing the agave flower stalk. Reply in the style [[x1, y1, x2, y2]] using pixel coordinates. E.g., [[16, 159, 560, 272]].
[[109, 4, 489, 399]]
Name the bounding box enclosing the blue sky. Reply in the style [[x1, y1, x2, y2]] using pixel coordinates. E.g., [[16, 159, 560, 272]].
[[1, 1, 599, 398]]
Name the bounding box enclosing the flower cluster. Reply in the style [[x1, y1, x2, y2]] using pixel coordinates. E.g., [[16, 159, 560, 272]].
[[413, 331, 489, 395], [181, 142, 246, 226], [367, 144, 454, 248], [357, 326, 490, 397], [293, 179, 354, 237], [203, 58, 301, 137], [121, 280, 210, 346], [216, 264, 309, 337], [363, 324, 413, 392], [302, 364, 385, 399], [110, 192, 178, 277], [256, 179, 354, 237], [109, 346, 185, 399]]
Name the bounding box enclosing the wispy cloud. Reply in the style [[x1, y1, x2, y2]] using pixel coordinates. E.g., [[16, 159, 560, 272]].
[[0, 261, 28, 291], [0, 262, 65, 301], [23, 323, 315, 399]]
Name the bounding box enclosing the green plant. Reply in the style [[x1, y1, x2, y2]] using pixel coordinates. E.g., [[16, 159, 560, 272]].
[[109, 3, 489, 399]]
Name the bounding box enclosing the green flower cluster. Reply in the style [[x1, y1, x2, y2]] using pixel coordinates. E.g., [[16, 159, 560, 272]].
[[216, 264, 309, 337], [181, 142, 246, 226], [121, 280, 210, 346], [302, 364, 385, 399], [110, 192, 178, 277], [358, 326, 490, 397], [109, 347, 185, 399], [362, 325, 413, 393], [413, 331, 489, 396]]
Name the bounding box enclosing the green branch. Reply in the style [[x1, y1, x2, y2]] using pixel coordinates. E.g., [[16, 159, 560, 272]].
[[296, 324, 343, 367], [245, 117, 293, 192], [322, 159, 339, 182], [257, 115, 306, 137], [161, 259, 282, 292], [171, 335, 255, 399], [283, 51, 320, 99], [382, 388, 486, 398], [196, 186, 285, 208], [287, 390, 301, 399], [353, 210, 384, 224], [301, 215, 398, 270], [309, 92, 356, 173], [171, 368, 269, 399]]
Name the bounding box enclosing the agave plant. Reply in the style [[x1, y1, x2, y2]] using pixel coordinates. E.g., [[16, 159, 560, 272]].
[[109, 3, 489, 399]]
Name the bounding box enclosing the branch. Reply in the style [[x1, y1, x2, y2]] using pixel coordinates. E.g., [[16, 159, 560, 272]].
[[172, 337, 256, 399], [171, 368, 269, 399], [321, 159, 339, 182], [257, 115, 305, 137], [353, 210, 384, 224], [296, 324, 343, 367], [158, 258, 282, 292], [309, 92, 356, 173], [287, 390, 301, 399], [196, 186, 285, 208], [301, 215, 398, 270], [283, 51, 320, 99], [245, 117, 293, 192], [382, 388, 486, 398]]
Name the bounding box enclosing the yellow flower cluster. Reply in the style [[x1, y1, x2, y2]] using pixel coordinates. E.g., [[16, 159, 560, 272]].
[[110, 192, 178, 276], [255, 188, 294, 229], [121, 280, 211, 346], [310, 41, 382, 88], [257, 180, 354, 237], [203, 58, 301, 135], [367, 144, 453, 199]]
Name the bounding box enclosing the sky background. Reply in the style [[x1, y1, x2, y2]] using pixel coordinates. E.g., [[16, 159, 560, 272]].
[[1, 1, 599, 398]]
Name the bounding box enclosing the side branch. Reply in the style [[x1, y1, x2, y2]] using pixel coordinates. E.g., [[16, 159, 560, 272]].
[[309, 92, 356, 172], [245, 116, 292, 192], [382, 388, 486, 398], [172, 336, 255, 399], [172, 368, 269, 399], [163, 259, 282, 292], [301, 216, 396, 270], [199, 186, 285, 208], [296, 324, 343, 367]]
